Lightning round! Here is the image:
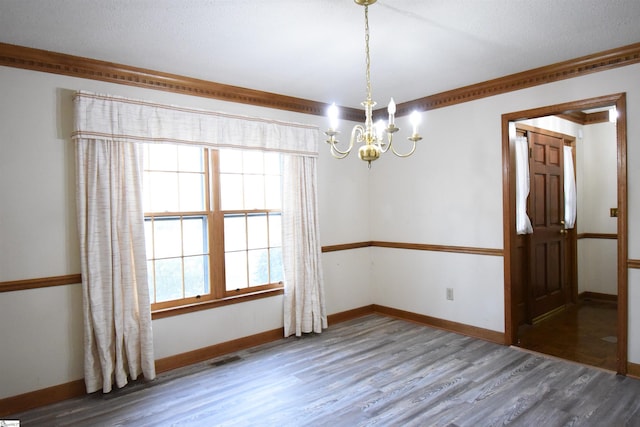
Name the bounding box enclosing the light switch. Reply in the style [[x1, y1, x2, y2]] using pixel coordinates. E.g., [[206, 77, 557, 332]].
[[610, 208, 618, 217]]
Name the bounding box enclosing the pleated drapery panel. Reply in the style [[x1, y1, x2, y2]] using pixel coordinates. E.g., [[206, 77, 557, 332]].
[[282, 155, 327, 337], [515, 136, 533, 235], [564, 146, 577, 229], [75, 139, 156, 393]]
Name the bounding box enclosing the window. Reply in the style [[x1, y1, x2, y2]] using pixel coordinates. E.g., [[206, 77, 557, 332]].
[[143, 144, 283, 311]]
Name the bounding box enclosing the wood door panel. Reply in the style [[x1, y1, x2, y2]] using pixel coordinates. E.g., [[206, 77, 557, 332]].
[[528, 131, 567, 319], [533, 143, 545, 163], [549, 145, 561, 166], [533, 174, 546, 227]]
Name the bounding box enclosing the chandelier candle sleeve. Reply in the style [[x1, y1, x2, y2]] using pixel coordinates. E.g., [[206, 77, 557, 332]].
[[388, 98, 396, 126], [324, 0, 423, 167]]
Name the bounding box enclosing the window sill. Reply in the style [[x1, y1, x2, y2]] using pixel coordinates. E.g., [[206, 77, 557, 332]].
[[151, 287, 284, 320]]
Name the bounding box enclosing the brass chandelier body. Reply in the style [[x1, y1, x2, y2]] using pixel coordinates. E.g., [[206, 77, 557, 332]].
[[325, 0, 422, 168]]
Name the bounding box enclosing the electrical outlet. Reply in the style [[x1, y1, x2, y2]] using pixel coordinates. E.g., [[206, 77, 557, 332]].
[[446, 288, 454, 301]]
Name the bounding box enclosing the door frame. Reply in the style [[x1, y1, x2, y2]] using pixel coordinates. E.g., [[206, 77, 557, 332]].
[[502, 93, 628, 374]]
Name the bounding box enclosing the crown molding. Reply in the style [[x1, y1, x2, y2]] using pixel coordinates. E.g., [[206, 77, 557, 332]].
[[558, 110, 611, 125], [1, 41, 640, 120], [392, 42, 640, 117], [0, 42, 364, 121]]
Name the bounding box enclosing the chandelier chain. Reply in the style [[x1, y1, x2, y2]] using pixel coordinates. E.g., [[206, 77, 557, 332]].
[[364, 5, 372, 103]]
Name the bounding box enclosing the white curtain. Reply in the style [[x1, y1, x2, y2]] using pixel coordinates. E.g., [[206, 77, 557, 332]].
[[564, 146, 577, 229], [74, 90, 325, 355], [515, 136, 533, 234], [282, 155, 327, 337], [75, 138, 156, 393]]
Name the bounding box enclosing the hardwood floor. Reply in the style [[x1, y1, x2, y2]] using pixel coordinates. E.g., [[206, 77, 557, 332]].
[[11, 314, 640, 426], [517, 298, 618, 371]]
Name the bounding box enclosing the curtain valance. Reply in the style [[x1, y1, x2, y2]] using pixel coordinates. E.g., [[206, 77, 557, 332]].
[[72, 91, 319, 157]]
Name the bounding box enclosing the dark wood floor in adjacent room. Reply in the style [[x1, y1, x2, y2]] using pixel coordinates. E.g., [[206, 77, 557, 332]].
[[517, 298, 618, 372], [12, 313, 640, 426]]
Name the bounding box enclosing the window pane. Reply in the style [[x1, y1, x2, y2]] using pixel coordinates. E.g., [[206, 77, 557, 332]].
[[144, 219, 154, 257], [149, 171, 179, 212], [147, 260, 156, 303], [154, 258, 183, 302], [148, 144, 178, 171], [244, 175, 265, 209], [183, 217, 207, 256], [184, 255, 208, 297], [220, 174, 244, 210], [264, 152, 281, 175], [154, 218, 182, 258], [142, 144, 150, 170], [270, 247, 283, 283], [243, 150, 264, 174], [247, 214, 268, 249], [269, 213, 282, 247], [248, 249, 269, 286], [177, 145, 204, 172], [224, 214, 247, 252], [219, 149, 243, 173], [265, 175, 281, 210], [225, 251, 247, 291], [179, 173, 205, 211]]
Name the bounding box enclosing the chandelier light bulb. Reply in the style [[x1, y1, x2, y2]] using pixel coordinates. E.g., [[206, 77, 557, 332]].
[[410, 111, 421, 135], [328, 103, 339, 130]]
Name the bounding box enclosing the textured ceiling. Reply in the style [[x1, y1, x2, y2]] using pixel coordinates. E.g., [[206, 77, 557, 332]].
[[1, 0, 640, 108]]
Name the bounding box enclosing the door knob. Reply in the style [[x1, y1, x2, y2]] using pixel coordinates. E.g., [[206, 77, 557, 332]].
[[560, 229, 568, 235]]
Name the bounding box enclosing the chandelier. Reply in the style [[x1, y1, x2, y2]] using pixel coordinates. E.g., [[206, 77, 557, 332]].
[[325, 0, 422, 168]]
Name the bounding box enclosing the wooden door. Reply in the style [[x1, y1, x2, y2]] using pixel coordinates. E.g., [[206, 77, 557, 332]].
[[527, 132, 567, 319], [528, 131, 567, 319]]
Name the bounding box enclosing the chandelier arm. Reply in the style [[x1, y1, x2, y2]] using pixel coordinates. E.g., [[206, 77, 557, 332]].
[[330, 145, 351, 159], [350, 125, 365, 152], [376, 132, 392, 154], [390, 139, 418, 158], [327, 125, 359, 157], [328, 139, 353, 157]]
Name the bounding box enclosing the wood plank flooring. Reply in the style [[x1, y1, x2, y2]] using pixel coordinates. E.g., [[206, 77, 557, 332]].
[[11, 314, 640, 426], [517, 298, 618, 371]]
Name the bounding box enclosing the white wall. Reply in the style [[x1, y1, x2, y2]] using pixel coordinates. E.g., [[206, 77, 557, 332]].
[[0, 66, 370, 399], [0, 284, 83, 398], [368, 65, 640, 354], [577, 121, 618, 295], [368, 106, 505, 332], [2, 60, 640, 400]]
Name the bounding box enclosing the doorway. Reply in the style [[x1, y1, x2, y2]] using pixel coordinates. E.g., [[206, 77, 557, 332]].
[[502, 93, 628, 374]]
